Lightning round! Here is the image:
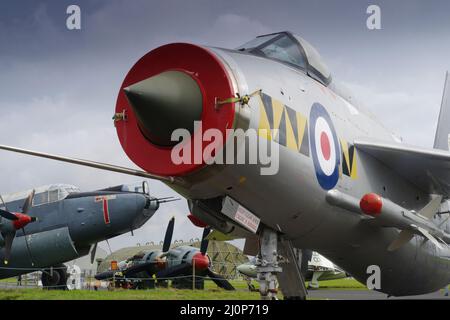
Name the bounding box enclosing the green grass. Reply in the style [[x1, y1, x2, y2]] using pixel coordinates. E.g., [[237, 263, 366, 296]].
[[0, 288, 261, 300], [314, 278, 366, 290], [0, 278, 18, 283], [0, 278, 366, 300]]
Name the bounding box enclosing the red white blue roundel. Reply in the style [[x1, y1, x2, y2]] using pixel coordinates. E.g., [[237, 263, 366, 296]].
[[309, 103, 340, 190]]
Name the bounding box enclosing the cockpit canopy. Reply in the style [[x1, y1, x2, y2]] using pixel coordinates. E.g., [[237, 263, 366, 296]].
[[236, 31, 331, 86], [0, 184, 80, 209]]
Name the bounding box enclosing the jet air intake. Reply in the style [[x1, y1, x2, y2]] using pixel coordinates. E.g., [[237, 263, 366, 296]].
[[115, 43, 237, 177]]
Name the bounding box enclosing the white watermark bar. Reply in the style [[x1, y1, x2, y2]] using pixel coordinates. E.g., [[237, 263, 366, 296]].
[[171, 121, 280, 176]]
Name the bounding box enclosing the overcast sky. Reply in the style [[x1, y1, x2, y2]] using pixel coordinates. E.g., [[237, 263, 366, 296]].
[[1, 0, 450, 253]]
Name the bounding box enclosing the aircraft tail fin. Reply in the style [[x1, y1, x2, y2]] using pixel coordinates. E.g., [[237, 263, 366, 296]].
[[434, 71, 450, 151]]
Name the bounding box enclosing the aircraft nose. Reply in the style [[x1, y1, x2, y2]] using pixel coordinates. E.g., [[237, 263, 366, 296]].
[[131, 194, 159, 229], [192, 252, 209, 271], [124, 70, 203, 147], [115, 43, 236, 177], [143, 195, 160, 213]]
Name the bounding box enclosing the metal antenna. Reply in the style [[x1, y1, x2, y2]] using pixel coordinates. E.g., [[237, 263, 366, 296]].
[[105, 239, 113, 255]]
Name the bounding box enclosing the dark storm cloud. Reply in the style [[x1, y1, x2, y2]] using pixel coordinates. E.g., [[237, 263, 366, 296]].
[[1, 0, 450, 249]]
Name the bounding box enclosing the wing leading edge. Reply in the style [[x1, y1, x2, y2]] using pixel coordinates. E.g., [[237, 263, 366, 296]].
[[355, 139, 450, 197]]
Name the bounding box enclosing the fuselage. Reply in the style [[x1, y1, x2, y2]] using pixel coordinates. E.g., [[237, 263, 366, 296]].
[[205, 46, 450, 296], [238, 252, 346, 282], [209, 46, 450, 295]]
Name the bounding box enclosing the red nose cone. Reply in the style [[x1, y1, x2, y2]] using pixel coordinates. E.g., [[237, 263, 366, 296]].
[[192, 252, 209, 271], [12, 213, 33, 230], [187, 214, 208, 228], [360, 193, 383, 216]]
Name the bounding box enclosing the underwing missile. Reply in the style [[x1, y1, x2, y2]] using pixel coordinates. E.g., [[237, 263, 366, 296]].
[[326, 190, 450, 250]]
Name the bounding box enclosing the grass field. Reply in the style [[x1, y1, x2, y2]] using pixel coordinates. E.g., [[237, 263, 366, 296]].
[[0, 278, 366, 300]]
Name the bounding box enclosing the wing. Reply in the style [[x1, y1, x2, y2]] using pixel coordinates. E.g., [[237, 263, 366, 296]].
[[0, 144, 173, 182], [355, 139, 450, 196]]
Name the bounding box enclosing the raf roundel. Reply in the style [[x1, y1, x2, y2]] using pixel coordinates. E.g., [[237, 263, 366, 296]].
[[309, 103, 340, 190]]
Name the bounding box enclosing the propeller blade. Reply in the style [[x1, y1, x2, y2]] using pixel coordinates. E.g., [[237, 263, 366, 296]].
[[200, 227, 211, 255], [206, 268, 235, 290], [156, 262, 191, 279], [2, 232, 16, 265], [0, 209, 18, 221], [21, 190, 35, 214], [21, 227, 34, 266], [90, 243, 98, 264], [162, 217, 175, 252]]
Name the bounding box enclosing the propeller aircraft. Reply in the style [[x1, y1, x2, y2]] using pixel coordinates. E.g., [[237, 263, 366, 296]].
[[0, 182, 172, 289], [95, 216, 235, 291]]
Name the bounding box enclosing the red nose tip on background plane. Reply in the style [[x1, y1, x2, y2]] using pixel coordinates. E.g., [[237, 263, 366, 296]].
[[192, 252, 210, 271], [12, 213, 36, 230]]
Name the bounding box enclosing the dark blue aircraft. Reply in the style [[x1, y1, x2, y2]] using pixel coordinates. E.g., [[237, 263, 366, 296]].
[[0, 181, 173, 289]]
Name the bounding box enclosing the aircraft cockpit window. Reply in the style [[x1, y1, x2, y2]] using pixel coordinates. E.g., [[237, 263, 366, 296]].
[[33, 192, 48, 206], [49, 190, 59, 203], [32, 187, 77, 206], [237, 33, 307, 72], [62, 186, 80, 194], [235, 34, 278, 51], [236, 32, 332, 85], [258, 35, 306, 69], [57, 186, 79, 201], [294, 36, 331, 85]]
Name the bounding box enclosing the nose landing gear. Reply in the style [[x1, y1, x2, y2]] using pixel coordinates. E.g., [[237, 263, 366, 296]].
[[255, 228, 281, 300], [255, 227, 308, 300]]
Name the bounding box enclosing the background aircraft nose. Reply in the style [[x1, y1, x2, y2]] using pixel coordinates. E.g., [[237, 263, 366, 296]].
[[124, 193, 160, 232], [192, 252, 209, 271], [124, 70, 203, 147]]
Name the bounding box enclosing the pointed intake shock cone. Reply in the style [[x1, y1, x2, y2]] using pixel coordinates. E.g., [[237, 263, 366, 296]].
[[115, 43, 236, 176], [124, 70, 203, 147]]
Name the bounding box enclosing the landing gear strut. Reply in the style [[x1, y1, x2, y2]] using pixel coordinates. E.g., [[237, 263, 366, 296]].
[[255, 228, 282, 300], [307, 271, 323, 289], [255, 227, 308, 300]]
